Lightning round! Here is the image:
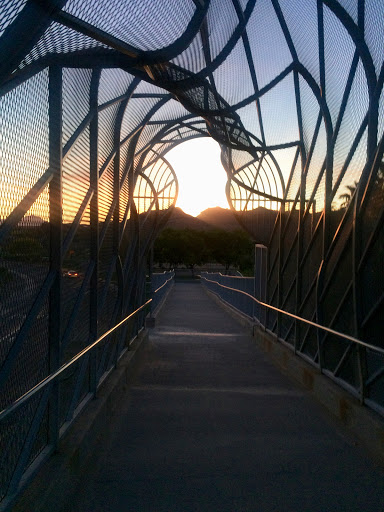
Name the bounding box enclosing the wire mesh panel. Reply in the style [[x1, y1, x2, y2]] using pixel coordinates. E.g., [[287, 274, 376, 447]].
[[0, 68, 51, 504], [0, 0, 384, 506], [0, 0, 26, 38]]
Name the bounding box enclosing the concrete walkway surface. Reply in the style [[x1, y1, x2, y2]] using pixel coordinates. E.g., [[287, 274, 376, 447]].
[[68, 282, 384, 512]]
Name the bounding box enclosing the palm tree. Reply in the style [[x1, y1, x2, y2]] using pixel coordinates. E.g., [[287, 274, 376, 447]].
[[339, 180, 359, 209]]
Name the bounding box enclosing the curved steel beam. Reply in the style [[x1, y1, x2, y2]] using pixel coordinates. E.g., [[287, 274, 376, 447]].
[[54, 0, 210, 66], [0, 0, 67, 85]]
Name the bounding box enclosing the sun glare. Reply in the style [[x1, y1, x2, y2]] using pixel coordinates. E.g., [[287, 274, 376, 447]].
[[165, 138, 229, 217]]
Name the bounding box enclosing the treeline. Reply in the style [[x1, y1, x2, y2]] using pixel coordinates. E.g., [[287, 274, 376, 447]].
[[154, 228, 254, 275]]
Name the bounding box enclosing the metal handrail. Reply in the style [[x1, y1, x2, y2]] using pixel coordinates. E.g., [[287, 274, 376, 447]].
[[201, 275, 384, 355], [1, 271, 176, 422], [202, 272, 253, 280], [0, 299, 152, 422], [153, 273, 174, 294]]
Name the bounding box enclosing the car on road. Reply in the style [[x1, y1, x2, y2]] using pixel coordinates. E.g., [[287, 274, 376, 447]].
[[63, 270, 79, 278]]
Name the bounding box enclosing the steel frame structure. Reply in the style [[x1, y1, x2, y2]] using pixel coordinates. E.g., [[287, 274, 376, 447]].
[[0, 0, 383, 506]]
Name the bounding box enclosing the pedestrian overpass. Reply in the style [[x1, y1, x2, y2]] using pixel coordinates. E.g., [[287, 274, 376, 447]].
[[0, 1, 384, 510]]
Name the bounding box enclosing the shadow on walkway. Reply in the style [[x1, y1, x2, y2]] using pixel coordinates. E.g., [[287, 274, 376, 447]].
[[70, 282, 384, 512]]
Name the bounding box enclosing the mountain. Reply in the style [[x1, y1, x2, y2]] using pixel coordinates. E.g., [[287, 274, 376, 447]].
[[165, 207, 212, 231], [236, 207, 278, 244], [164, 206, 278, 244], [165, 207, 244, 232], [196, 206, 277, 243], [197, 207, 241, 231]]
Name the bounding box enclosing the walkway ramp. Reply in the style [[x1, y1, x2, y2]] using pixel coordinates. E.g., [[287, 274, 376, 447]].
[[69, 282, 384, 512]]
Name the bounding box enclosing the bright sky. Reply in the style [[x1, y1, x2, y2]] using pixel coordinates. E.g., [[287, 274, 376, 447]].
[[165, 138, 229, 217]]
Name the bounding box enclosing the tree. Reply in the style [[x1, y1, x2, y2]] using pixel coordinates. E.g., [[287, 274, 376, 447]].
[[338, 180, 359, 209], [204, 229, 253, 273], [154, 228, 254, 275], [154, 228, 186, 268], [181, 229, 208, 274], [4, 235, 43, 262]]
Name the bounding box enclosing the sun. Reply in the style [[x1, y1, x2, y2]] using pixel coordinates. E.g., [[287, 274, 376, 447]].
[[165, 138, 229, 217]]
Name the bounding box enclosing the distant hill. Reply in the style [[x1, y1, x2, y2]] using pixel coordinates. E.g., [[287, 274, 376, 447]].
[[197, 207, 241, 231], [236, 207, 278, 245], [164, 206, 278, 245], [165, 208, 212, 231]]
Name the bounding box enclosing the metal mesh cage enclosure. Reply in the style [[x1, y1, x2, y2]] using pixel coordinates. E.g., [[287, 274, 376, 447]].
[[0, 0, 384, 504]]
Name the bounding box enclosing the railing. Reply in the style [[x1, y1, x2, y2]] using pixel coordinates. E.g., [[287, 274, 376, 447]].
[[200, 272, 255, 318], [200, 272, 384, 416], [0, 273, 174, 508], [150, 270, 175, 314], [0, 301, 151, 424]]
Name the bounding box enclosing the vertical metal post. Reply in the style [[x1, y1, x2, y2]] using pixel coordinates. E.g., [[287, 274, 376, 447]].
[[254, 244, 267, 326], [148, 242, 154, 316], [261, 245, 267, 327], [113, 118, 121, 270], [253, 245, 257, 321], [127, 169, 140, 326], [130, 169, 142, 336], [317, 0, 328, 372], [353, 0, 369, 403], [112, 100, 125, 362], [317, 0, 325, 98], [48, 65, 63, 449], [89, 69, 100, 394], [276, 208, 283, 337], [293, 70, 306, 353], [321, 99, 334, 375]]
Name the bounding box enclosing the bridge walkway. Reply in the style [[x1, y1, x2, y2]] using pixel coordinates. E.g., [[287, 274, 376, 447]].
[[69, 282, 384, 511]]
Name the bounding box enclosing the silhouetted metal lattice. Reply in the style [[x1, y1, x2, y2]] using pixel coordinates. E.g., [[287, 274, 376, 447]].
[[0, 0, 383, 505]]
